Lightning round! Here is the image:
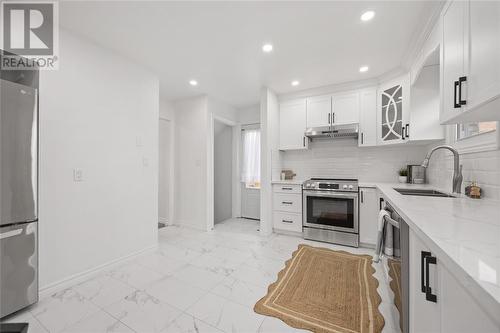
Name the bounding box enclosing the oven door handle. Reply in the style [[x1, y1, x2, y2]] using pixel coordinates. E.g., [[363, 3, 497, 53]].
[[303, 190, 358, 199]]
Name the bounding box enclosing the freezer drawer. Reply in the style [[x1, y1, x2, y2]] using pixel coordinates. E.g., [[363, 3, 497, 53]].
[[0, 222, 38, 318]]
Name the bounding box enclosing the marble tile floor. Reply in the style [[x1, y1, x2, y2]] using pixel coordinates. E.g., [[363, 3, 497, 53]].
[[1, 218, 401, 333]]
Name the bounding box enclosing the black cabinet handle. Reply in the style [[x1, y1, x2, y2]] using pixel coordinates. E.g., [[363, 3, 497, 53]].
[[282, 201, 293, 205], [401, 126, 406, 140], [425, 255, 438, 303], [379, 197, 384, 210], [361, 132, 364, 144], [328, 113, 331, 124], [332, 113, 335, 123], [454, 80, 461, 108], [458, 76, 467, 106], [421, 251, 431, 293], [303, 137, 306, 147], [360, 190, 364, 203], [405, 124, 409, 138], [282, 219, 293, 223], [282, 187, 293, 191]]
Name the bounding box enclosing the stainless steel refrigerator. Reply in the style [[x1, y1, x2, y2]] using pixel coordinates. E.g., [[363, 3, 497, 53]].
[[0, 61, 39, 318]]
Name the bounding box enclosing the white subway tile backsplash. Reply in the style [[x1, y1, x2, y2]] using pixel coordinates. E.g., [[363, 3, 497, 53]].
[[426, 148, 500, 200], [280, 140, 428, 183]]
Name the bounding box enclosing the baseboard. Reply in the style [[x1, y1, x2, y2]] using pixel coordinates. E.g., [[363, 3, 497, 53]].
[[273, 229, 303, 238], [39, 244, 158, 298], [359, 242, 376, 249]]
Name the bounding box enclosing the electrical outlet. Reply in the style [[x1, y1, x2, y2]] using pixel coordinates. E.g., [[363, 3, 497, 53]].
[[136, 136, 143, 147], [73, 168, 83, 182]]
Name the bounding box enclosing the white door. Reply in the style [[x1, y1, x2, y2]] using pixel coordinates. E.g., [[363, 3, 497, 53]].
[[241, 127, 261, 220], [306, 95, 331, 128], [332, 91, 360, 125], [358, 88, 377, 147], [441, 1, 467, 122], [466, 0, 500, 111], [241, 184, 260, 220], [279, 99, 308, 150], [158, 119, 171, 224]]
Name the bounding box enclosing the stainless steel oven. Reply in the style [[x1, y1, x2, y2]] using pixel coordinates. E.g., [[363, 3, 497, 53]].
[[302, 179, 359, 247]]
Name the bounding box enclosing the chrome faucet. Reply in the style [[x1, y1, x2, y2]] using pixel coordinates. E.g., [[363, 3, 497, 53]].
[[422, 145, 463, 194]]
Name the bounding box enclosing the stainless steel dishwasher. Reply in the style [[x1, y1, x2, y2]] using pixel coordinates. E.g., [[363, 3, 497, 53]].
[[378, 198, 409, 333]]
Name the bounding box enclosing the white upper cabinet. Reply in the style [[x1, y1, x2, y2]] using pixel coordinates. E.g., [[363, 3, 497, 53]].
[[306, 95, 331, 128], [377, 74, 411, 145], [440, 0, 500, 124], [441, 1, 467, 123], [358, 88, 377, 147], [332, 91, 360, 125], [279, 99, 308, 151], [306, 92, 360, 129]]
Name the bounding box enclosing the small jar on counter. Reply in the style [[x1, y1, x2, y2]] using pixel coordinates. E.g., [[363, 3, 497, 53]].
[[465, 181, 482, 199]]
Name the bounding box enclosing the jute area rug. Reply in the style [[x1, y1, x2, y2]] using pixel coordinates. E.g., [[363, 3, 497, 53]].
[[388, 258, 402, 331], [254, 244, 385, 333]]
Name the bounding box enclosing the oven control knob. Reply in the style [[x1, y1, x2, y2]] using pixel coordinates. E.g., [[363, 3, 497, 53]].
[[343, 185, 348, 189], [311, 183, 316, 188], [349, 185, 353, 190], [306, 183, 311, 188]]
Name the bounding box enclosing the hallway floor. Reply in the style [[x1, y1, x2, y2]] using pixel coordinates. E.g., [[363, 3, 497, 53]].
[[2, 218, 400, 333]]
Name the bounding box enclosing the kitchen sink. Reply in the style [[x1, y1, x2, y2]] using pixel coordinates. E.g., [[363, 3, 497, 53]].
[[393, 188, 455, 198]]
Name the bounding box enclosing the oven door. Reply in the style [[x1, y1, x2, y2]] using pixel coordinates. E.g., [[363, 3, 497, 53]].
[[303, 190, 358, 233]]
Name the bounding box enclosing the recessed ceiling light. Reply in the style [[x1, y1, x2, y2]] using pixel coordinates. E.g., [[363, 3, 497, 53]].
[[262, 43, 273, 53], [359, 66, 369, 73], [189, 80, 198, 86], [360, 11, 375, 22], [291, 80, 300, 86]]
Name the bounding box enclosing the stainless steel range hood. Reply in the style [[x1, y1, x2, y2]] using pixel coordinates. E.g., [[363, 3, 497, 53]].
[[304, 123, 359, 139]]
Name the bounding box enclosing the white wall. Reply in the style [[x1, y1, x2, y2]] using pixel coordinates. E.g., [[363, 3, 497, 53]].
[[39, 30, 159, 289], [214, 121, 233, 223], [173, 96, 209, 230], [236, 104, 260, 125], [281, 140, 428, 182], [260, 88, 280, 235], [160, 98, 175, 120]]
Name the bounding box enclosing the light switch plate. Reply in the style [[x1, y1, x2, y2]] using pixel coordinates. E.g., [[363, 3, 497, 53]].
[[73, 168, 83, 182]]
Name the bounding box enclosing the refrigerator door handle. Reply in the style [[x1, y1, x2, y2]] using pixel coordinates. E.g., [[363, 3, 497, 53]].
[[0, 228, 23, 240]]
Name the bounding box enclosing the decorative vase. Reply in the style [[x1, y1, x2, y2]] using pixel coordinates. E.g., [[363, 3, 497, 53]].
[[398, 176, 407, 183]]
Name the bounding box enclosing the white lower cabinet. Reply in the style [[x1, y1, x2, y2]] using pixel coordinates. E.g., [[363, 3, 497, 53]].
[[272, 184, 302, 233], [358, 187, 378, 246], [409, 229, 441, 333], [409, 229, 500, 333], [273, 211, 302, 233]]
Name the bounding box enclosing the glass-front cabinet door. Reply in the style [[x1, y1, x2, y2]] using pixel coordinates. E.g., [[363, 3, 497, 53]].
[[377, 74, 410, 145]]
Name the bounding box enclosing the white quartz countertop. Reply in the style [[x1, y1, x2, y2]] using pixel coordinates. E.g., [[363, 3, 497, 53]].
[[372, 182, 500, 320]]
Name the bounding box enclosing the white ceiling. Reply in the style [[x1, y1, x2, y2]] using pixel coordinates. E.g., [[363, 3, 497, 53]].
[[59, 1, 440, 108]]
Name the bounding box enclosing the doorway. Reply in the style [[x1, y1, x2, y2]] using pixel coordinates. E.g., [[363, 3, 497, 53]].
[[158, 118, 173, 228], [214, 119, 233, 224], [240, 124, 261, 220]]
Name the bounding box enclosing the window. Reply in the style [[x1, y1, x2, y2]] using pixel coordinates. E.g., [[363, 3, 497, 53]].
[[241, 128, 261, 189], [450, 121, 498, 154], [457, 122, 497, 140]]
